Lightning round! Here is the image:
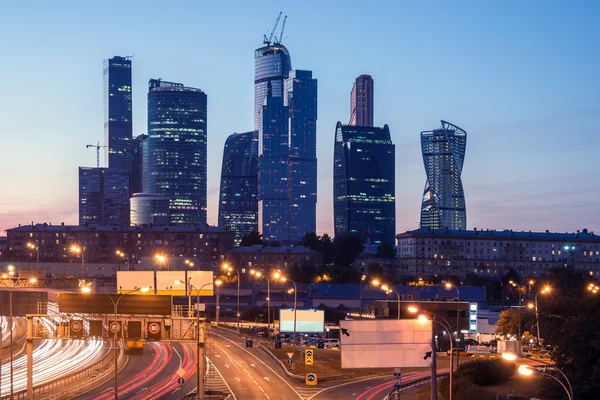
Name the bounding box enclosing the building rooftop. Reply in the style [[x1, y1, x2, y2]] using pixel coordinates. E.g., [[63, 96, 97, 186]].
[[227, 245, 321, 255], [397, 227, 600, 241], [6, 224, 228, 234]]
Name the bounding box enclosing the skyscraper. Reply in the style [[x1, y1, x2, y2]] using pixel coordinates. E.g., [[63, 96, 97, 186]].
[[79, 167, 130, 226], [284, 70, 318, 241], [146, 79, 208, 227], [131, 133, 147, 195], [333, 122, 396, 246], [218, 131, 259, 245], [349, 74, 374, 127], [258, 85, 289, 243], [420, 120, 467, 230], [254, 43, 292, 130], [104, 56, 133, 169]]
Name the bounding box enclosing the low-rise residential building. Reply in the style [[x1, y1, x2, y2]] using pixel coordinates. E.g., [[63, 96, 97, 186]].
[[397, 228, 600, 279], [223, 245, 322, 273], [5, 223, 234, 272]]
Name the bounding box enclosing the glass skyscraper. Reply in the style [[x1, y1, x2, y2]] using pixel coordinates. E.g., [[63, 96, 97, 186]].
[[420, 120, 467, 230], [104, 56, 133, 170], [349, 74, 374, 127], [79, 167, 130, 226], [284, 70, 318, 241], [258, 85, 289, 243], [130, 193, 170, 226], [146, 79, 208, 227], [218, 131, 259, 245], [333, 122, 396, 246], [254, 44, 292, 131]]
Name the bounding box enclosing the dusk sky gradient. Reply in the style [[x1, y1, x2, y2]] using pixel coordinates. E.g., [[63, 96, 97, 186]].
[[1, 1, 599, 237]]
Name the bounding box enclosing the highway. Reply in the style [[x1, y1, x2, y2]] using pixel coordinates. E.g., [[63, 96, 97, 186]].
[[210, 326, 302, 400], [0, 338, 106, 397]]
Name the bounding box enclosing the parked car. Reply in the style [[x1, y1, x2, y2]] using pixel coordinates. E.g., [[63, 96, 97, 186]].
[[464, 338, 479, 346], [446, 349, 474, 357], [322, 338, 340, 348]]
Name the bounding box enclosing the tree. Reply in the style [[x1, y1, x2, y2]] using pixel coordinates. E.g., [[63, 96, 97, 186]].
[[240, 231, 263, 247], [320, 234, 335, 263], [495, 308, 535, 336], [376, 242, 395, 259], [299, 232, 321, 251], [334, 234, 364, 267]]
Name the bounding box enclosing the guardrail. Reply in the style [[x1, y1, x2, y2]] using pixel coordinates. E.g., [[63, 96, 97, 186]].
[[383, 373, 450, 400], [0, 341, 126, 400]]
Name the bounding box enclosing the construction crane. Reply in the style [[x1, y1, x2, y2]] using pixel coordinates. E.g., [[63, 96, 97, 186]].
[[86, 142, 108, 168], [275, 15, 287, 44], [263, 11, 282, 46]]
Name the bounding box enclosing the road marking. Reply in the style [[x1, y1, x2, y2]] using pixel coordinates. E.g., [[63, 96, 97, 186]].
[[264, 377, 270, 382], [352, 393, 356, 396], [250, 363, 256, 368], [212, 331, 302, 399], [215, 354, 221, 357], [207, 356, 237, 400], [235, 377, 241, 382], [225, 364, 230, 368]]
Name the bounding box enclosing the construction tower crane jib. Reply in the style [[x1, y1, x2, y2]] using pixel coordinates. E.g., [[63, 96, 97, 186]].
[[263, 11, 282, 46]]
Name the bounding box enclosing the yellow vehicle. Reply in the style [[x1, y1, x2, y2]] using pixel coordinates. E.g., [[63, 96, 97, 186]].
[[446, 349, 473, 357], [125, 339, 145, 354]]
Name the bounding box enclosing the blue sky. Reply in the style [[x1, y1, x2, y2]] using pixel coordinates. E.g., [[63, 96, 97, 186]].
[[1, 0, 599, 236]]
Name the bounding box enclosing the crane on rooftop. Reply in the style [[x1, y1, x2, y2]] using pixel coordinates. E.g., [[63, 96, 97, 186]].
[[274, 15, 287, 44], [86, 142, 108, 168], [263, 11, 282, 46]]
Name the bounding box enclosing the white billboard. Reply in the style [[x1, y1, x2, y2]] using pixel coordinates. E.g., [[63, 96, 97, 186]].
[[117, 271, 214, 296], [117, 271, 154, 294], [340, 319, 433, 368], [279, 309, 325, 334]]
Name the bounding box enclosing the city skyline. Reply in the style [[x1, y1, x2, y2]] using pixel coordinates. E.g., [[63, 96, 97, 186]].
[[1, 1, 599, 237]]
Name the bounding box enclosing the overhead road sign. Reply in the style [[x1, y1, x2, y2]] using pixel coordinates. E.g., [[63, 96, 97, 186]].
[[339, 319, 433, 369], [58, 293, 172, 315]]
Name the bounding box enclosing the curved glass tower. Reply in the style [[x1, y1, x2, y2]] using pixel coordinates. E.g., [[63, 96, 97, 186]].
[[254, 44, 292, 130], [420, 120, 467, 230], [218, 131, 259, 245], [146, 79, 208, 227]]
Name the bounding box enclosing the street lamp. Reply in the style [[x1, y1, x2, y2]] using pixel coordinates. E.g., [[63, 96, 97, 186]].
[[509, 280, 524, 345], [250, 270, 272, 348], [516, 364, 572, 400], [444, 282, 461, 369], [380, 284, 401, 319], [409, 306, 454, 400], [222, 263, 241, 332], [531, 285, 551, 344], [185, 259, 195, 268], [82, 285, 150, 400], [359, 274, 366, 317], [174, 278, 221, 400], [0, 272, 37, 399], [275, 273, 298, 355], [115, 250, 130, 271], [154, 253, 168, 270], [70, 245, 85, 275], [26, 242, 40, 274], [587, 283, 599, 294]]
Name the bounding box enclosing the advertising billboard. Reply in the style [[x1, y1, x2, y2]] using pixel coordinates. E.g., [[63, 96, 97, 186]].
[[116, 271, 214, 296], [340, 319, 433, 369], [279, 309, 324, 334], [117, 271, 154, 294]]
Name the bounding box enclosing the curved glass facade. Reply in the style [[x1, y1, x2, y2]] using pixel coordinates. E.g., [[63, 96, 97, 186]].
[[254, 44, 292, 130], [130, 193, 170, 226], [420, 120, 467, 230], [218, 131, 259, 245], [333, 122, 396, 245], [146, 79, 207, 227]]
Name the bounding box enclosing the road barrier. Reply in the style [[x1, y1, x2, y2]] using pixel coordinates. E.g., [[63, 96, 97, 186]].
[[383, 373, 450, 400]]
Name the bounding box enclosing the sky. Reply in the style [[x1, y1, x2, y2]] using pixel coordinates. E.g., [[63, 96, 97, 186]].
[[1, 0, 599, 237]]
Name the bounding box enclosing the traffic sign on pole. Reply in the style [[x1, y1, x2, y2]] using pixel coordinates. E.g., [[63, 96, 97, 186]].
[[178, 377, 185, 385], [305, 373, 318, 386], [177, 367, 186, 378], [305, 349, 314, 365], [393, 368, 402, 388]]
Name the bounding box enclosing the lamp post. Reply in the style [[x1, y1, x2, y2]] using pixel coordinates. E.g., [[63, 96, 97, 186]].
[[26, 243, 40, 275], [83, 285, 150, 400], [509, 280, 523, 347], [517, 365, 572, 400], [359, 274, 366, 317], [409, 306, 454, 400], [70, 245, 85, 276], [379, 284, 401, 319], [0, 269, 37, 400], [223, 264, 241, 332], [175, 279, 221, 400], [444, 282, 461, 370], [502, 351, 573, 400], [276, 273, 297, 355], [531, 286, 551, 343], [250, 270, 271, 348], [115, 250, 130, 271]]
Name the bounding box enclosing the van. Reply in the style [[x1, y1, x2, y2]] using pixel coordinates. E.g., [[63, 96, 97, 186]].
[[322, 339, 340, 348]]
